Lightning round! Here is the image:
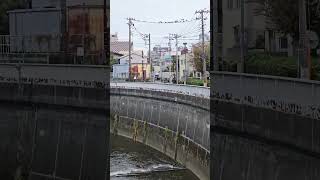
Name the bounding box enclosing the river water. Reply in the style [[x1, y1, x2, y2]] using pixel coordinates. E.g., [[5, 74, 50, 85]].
[[110, 135, 199, 180]]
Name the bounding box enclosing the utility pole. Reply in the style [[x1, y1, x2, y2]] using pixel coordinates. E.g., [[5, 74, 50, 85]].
[[60, 0, 67, 63], [127, 18, 133, 81], [239, 0, 245, 73], [103, 0, 109, 66], [299, 0, 310, 79], [171, 34, 180, 84], [164, 34, 174, 83], [82, 3, 86, 64], [212, 0, 219, 71], [142, 51, 144, 81], [148, 33, 152, 81], [196, 9, 209, 86], [168, 34, 173, 83], [183, 42, 187, 85], [159, 48, 162, 82]]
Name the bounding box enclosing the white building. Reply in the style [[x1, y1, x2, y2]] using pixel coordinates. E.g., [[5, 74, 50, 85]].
[[222, 0, 294, 60]]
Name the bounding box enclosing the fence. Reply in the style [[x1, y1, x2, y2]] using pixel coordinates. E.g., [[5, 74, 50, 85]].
[[111, 82, 210, 98], [0, 34, 106, 65]]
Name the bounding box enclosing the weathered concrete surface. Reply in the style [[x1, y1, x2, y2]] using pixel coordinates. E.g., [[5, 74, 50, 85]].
[[110, 83, 210, 180], [0, 102, 108, 180], [0, 64, 109, 180], [211, 71, 320, 180]]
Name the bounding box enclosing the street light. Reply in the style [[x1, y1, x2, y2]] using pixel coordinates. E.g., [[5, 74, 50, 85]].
[[183, 42, 188, 85]]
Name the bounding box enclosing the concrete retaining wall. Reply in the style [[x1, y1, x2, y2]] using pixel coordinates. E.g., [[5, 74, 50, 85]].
[[0, 68, 108, 180], [0, 63, 108, 88], [212, 71, 320, 180], [110, 86, 210, 180]]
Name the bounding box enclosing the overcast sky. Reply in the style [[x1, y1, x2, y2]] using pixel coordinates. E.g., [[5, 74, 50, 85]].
[[110, 0, 210, 51]]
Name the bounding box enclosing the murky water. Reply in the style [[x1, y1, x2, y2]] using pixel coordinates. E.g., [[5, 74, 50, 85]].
[[110, 135, 199, 180]]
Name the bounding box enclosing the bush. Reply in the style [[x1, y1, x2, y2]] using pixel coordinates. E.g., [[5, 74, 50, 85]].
[[245, 53, 320, 80], [186, 78, 204, 86]]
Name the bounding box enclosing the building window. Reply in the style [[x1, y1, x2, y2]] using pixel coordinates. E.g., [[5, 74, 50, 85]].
[[236, 0, 240, 8], [280, 37, 288, 49], [227, 0, 233, 9], [255, 32, 265, 49], [233, 25, 240, 47]]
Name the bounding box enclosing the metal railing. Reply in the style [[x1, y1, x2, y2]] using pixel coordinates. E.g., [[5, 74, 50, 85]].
[[0, 34, 106, 65], [0, 35, 61, 54], [111, 82, 210, 99]]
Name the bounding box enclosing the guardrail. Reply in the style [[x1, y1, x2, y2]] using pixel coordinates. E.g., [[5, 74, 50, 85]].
[[111, 82, 210, 99]]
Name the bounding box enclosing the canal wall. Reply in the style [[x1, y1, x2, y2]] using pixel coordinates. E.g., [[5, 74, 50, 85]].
[[212, 71, 320, 180], [0, 64, 108, 180], [110, 84, 210, 180]]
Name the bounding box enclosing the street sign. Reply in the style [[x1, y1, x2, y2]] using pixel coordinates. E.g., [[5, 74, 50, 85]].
[[307, 30, 319, 49]]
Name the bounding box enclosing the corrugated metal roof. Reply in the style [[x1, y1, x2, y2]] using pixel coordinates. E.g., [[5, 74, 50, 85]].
[[110, 41, 131, 54]]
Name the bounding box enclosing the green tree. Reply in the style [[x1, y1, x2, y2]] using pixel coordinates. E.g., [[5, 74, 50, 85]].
[[192, 43, 210, 72], [248, 0, 320, 44], [110, 54, 117, 66]]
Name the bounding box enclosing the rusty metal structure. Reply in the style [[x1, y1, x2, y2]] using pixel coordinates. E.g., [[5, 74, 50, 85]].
[[1, 0, 109, 65], [66, 5, 104, 64]]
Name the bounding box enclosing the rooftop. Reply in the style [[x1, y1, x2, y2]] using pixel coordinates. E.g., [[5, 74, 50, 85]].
[[110, 41, 132, 54]]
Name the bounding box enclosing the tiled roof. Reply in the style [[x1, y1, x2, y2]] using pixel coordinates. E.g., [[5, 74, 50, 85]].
[[110, 41, 131, 54], [119, 53, 149, 64]]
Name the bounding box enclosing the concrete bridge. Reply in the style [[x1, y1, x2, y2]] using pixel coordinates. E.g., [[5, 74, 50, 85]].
[[212, 71, 320, 180], [110, 82, 210, 180]]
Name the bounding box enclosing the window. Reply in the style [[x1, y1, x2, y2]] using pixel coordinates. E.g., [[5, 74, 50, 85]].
[[227, 0, 233, 9], [233, 25, 240, 47], [236, 0, 240, 8], [255, 32, 265, 49], [280, 37, 288, 49]]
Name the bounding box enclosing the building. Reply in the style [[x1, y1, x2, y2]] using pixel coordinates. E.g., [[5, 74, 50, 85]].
[[112, 53, 151, 80], [110, 32, 131, 54], [111, 33, 119, 42], [5, 0, 108, 64], [179, 53, 195, 80], [7, 8, 61, 53], [32, 0, 104, 8], [222, 0, 293, 61], [112, 63, 129, 80], [179, 48, 196, 82]]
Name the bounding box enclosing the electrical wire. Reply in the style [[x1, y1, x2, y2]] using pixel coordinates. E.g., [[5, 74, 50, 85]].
[[129, 17, 199, 24]]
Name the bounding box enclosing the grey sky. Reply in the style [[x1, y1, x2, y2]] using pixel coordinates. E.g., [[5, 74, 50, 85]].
[[110, 0, 210, 51]]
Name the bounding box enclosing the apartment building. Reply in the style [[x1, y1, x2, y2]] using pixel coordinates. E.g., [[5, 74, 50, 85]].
[[222, 0, 293, 61]]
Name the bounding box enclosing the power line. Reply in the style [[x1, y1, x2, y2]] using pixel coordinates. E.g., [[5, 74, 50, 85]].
[[129, 17, 199, 24], [177, 15, 199, 34], [132, 25, 148, 41], [179, 21, 202, 36]]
